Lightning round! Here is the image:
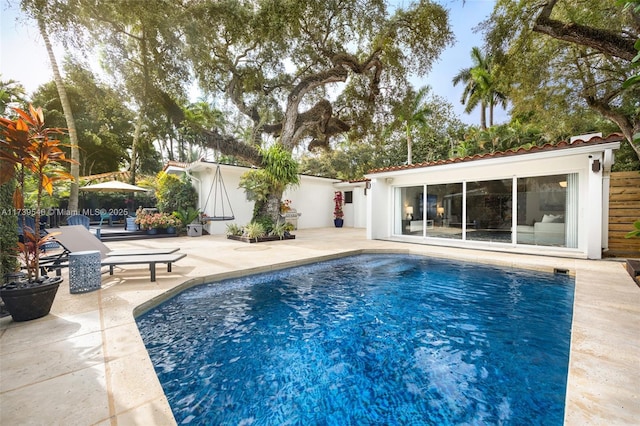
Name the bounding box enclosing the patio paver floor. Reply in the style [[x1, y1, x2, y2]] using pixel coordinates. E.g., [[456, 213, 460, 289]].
[[1, 228, 638, 425]]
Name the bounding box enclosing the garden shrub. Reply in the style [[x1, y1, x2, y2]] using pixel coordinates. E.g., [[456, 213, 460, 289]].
[[156, 173, 197, 214], [0, 179, 19, 277]]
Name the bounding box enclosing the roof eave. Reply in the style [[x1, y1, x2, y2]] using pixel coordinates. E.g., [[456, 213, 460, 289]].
[[366, 140, 622, 179]]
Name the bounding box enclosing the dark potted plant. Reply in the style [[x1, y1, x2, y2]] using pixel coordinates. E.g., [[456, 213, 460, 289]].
[[0, 105, 76, 322], [333, 191, 344, 227]]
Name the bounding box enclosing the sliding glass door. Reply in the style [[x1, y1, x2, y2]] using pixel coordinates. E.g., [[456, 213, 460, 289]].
[[397, 186, 424, 235], [466, 179, 513, 243], [393, 173, 579, 249], [516, 173, 578, 247], [425, 183, 463, 239]]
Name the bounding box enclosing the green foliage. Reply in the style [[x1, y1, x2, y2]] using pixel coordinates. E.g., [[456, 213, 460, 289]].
[[225, 223, 243, 237], [180, 0, 453, 159], [626, 220, 640, 239], [618, 1, 640, 147], [243, 221, 266, 241], [483, 0, 640, 161], [452, 122, 548, 157], [29, 0, 456, 186], [0, 79, 26, 115], [452, 47, 506, 129], [252, 216, 274, 235], [238, 169, 273, 203], [0, 179, 19, 277], [612, 140, 640, 171], [1, 105, 76, 281], [172, 207, 201, 231], [261, 143, 300, 192], [79, 190, 127, 216], [30, 61, 134, 175], [300, 85, 465, 178], [155, 173, 198, 214], [239, 144, 299, 221], [271, 221, 293, 239]]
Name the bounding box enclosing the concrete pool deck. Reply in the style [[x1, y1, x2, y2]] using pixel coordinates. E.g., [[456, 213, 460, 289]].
[[0, 228, 638, 425]]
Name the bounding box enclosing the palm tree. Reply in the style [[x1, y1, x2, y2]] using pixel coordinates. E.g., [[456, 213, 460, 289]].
[[471, 67, 508, 128], [27, 8, 81, 212], [452, 47, 507, 129], [397, 87, 433, 165]]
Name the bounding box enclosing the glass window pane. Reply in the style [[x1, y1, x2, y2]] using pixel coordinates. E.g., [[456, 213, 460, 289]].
[[425, 183, 463, 239], [516, 174, 576, 247], [466, 179, 513, 242], [397, 186, 424, 235]]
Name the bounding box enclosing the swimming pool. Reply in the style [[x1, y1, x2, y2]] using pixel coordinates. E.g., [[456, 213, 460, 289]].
[[136, 254, 575, 424]]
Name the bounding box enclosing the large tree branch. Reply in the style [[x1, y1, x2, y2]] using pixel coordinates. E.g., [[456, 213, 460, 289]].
[[585, 95, 640, 158], [280, 51, 382, 149], [263, 98, 351, 150], [227, 74, 261, 125], [226, 73, 264, 146], [199, 127, 262, 165], [280, 68, 348, 148], [533, 0, 637, 61]]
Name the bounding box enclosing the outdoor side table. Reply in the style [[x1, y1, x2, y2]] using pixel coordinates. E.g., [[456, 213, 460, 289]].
[[69, 250, 102, 294]]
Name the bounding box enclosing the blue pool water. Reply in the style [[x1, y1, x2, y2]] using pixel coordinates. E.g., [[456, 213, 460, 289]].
[[136, 254, 575, 425]]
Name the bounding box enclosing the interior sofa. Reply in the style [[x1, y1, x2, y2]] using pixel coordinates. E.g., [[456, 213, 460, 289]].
[[517, 214, 565, 246]]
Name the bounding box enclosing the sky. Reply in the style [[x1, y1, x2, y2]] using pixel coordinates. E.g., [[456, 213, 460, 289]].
[[0, 0, 508, 126]]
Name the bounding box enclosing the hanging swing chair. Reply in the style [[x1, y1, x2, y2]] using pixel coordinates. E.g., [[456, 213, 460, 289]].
[[201, 163, 235, 222]]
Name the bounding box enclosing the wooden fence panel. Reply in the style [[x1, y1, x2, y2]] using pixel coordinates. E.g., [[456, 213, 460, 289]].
[[607, 171, 640, 258]]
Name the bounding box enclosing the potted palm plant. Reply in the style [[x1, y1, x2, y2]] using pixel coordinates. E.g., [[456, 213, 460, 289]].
[[0, 105, 76, 321]]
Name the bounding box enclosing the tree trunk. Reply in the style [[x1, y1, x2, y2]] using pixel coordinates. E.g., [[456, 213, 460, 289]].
[[480, 102, 487, 130], [38, 17, 79, 212], [406, 122, 413, 165], [489, 100, 494, 127], [255, 192, 283, 225], [130, 111, 144, 184]]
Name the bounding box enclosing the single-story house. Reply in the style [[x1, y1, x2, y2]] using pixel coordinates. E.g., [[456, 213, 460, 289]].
[[364, 133, 624, 259]]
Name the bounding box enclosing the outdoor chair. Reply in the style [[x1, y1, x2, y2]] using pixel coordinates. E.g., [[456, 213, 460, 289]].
[[17, 216, 39, 241], [16, 216, 60, 252], [67, 214, 90, 228], [99, 209, 113, 227], [67, 214, 102, 239], [42, 225, 185, 282]]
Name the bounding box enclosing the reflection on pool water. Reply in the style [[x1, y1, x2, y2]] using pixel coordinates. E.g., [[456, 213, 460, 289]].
[[136, 254, 574, 425]]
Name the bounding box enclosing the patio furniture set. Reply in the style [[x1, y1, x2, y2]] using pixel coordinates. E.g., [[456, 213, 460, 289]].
[[36, 224, 186, 284]]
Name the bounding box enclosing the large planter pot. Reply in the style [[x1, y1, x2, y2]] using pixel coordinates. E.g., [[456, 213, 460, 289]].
[[0, 276, 62, 322], [334, 218, 344, 228], [147, 228, 158, 235], [187, 224, 203, 237], [126, 217, 138, 231]]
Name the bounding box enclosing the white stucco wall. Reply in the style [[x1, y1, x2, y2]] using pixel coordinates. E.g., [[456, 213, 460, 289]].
[[187, 162, 340, 234], [283, 175, 340, 229], [335, 182, 368, 228], [188, 163, 253, 236], [365, 142, 621, 259]]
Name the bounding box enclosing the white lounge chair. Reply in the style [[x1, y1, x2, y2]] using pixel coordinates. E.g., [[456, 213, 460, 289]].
[[54, 225, 179, 259], [43, 225, 185, 282]]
